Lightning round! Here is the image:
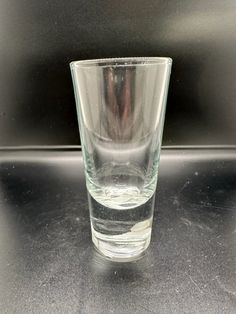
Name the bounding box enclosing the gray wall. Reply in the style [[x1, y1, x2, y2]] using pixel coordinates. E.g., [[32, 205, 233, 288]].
[[0, 0, 235, 146]]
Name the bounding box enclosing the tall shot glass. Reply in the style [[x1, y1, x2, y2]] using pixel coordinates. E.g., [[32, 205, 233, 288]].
[[70, 57, 172, 261]]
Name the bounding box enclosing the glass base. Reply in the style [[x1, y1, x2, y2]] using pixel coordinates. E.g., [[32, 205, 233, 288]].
[[88, 191, 154, 262], [91, 227, 151, 262]]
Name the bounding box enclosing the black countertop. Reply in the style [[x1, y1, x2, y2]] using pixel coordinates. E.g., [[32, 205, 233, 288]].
[[0, 149, 235, 313]]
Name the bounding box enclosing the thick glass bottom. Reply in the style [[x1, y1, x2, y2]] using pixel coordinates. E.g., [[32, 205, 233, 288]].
[[88, 191, 155, 262], [91, 223, 151, 262]]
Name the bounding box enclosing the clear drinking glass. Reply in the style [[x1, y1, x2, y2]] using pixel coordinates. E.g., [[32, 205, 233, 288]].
[[70, 57, 172, 261]]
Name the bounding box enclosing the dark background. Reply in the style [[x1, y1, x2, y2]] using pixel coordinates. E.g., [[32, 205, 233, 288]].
[[0, 0, 235, 146], [0, 2, 235, 312]]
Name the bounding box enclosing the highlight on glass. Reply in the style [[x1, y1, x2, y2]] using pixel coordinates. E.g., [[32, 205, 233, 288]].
[[70, 57, 172, 261]]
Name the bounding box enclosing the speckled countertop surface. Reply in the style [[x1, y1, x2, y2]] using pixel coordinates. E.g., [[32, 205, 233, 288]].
[[0, 149, 235, 313]]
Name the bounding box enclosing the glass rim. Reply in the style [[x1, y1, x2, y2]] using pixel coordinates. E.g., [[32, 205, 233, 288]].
[[70, 57, 172, 68]]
